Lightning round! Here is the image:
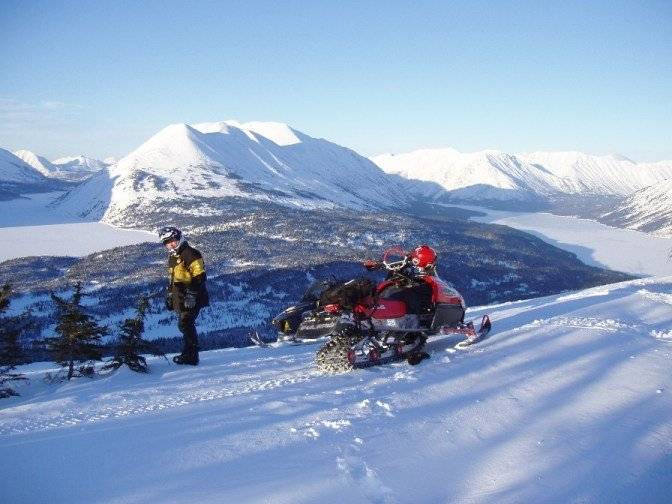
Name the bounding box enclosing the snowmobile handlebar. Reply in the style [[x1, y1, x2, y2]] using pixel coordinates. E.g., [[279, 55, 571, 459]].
[[382, 256, 409, 272], [382, 246, 411, 272]]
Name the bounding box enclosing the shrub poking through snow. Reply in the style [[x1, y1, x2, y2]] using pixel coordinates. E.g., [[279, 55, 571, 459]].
[[0, 284, 29, 397], [44, 283, 107, 380], [104, 295, 165, 373]]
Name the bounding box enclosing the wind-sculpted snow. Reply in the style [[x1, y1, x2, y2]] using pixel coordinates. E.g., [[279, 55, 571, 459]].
[[1, 276, 670, 503]]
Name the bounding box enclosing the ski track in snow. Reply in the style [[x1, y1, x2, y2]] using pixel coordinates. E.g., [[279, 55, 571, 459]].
[[0, 355, 321, 436], [525, 316, 637, 332], [637, 288, 672, 306]]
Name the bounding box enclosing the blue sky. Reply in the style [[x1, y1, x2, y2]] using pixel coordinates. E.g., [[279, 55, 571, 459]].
[[1, 0, 670, 161]]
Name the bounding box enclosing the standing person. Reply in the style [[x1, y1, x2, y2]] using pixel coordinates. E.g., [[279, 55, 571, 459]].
[[159, 226, 209, 365]]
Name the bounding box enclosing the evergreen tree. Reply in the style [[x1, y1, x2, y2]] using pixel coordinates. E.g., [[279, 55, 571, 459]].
[[44, 283, 107, 380], [104, 295, 165, 373], [0, 284, 29, 398]]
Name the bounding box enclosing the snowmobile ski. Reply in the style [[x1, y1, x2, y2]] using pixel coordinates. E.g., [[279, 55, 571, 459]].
[[454, 315, 492, 349], [248, 331, 269, 348]]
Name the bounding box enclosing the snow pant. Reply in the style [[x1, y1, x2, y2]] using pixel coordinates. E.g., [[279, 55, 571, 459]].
[[177, 308, 201, 358]]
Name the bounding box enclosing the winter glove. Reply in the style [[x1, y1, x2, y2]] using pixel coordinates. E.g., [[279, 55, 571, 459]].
[[363, 259, 381, 271], [165, 291, 174, 311], [183, 290, 197, 310]]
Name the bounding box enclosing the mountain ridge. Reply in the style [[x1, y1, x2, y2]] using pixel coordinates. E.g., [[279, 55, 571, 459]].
[[54, 120, 415, 225]]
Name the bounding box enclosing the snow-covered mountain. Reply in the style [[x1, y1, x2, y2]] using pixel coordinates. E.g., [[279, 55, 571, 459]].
[[0, 148, 48, 185], [0, 149, 52, 200], [55, 121, 414, 225], [2, 275, 670, 503], [600, 178, 672, 237], [12, 149, 59, 178], [51, 155, 109, 181], [372, 148, 560, 204], [519, 151, 672, 195], [13, 150, 106, 182], [372, 148, 672, 203]]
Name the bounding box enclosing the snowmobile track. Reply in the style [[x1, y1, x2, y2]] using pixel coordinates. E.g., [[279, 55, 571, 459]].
[[0, 366, 321, 436], [316, 333, 426, 373]]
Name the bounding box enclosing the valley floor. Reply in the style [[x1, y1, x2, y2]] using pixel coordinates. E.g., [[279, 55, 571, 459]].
[[460, 205, 672, 277], [0, 192, 155, 261], [1, 276, 671, 503]]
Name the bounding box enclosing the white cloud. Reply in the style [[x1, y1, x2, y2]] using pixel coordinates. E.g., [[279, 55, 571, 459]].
[[0, 97, 83, 130]]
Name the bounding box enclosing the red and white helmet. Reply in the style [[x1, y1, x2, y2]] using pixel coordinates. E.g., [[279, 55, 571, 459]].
[[409, 244, 437, 269]]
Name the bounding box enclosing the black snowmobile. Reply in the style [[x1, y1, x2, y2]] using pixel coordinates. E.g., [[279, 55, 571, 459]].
[[270, 278, 342, 342]]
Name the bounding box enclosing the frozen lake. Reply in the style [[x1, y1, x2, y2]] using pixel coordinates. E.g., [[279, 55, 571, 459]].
[[458, 205, 672, 277], [0, 193, 155, 262], [1, 194, 670, 277]]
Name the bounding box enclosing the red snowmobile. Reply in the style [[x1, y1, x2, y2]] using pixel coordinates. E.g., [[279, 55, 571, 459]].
[[315, 247, 491, 373]]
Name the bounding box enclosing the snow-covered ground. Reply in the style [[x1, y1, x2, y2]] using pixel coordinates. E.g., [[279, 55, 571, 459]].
[[0, 193, 154, 261], [2, 276, 670, 503], [460, 205, 672, 277]]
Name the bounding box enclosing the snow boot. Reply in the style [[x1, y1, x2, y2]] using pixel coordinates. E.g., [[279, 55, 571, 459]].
[[407, 351, 430, 366], [173, 353, 199, 366]]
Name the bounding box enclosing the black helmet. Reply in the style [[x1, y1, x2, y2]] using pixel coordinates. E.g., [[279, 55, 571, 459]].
[[158, 226, 181, 244]]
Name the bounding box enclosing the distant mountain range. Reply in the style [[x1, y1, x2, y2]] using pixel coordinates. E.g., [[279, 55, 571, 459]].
[[0, 147, 109, 199], [0, 148, 51, 198], [2, 121, 671, 236], [14, 150, 110, 182], [373, 149, 672, 199], [53, 120, 414, 226], [372, 148, 672, 236]]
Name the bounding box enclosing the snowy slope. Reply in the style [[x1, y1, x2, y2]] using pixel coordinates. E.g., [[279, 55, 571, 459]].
[[1, 276, 671, 503], [55, 121, 412, 224], [372, 148, 672, 202], [13, 150, 104, 182], [520, 151, 672, 195], [51, 155, 108, 181], [0, 147, 48, 184], [13, 149, 59, 178], [601, 179, 672, 237], [372, 148, 559, 202]]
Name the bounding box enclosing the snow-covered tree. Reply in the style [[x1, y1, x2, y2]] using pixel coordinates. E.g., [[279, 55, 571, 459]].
[[0, 284, 29, 398], [44, 283, 107, 380], [104, 295, 165, 373]]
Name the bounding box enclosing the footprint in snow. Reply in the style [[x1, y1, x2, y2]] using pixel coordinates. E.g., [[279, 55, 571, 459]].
[[337, 445, 397, 504]]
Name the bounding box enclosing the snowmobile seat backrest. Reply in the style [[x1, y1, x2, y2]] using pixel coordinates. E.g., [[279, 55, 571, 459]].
[[319, 277, 375, 309]]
